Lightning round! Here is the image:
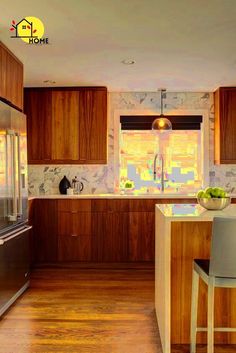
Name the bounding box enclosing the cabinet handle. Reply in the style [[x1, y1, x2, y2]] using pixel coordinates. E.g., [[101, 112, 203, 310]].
[[71, 234, 78, 237]]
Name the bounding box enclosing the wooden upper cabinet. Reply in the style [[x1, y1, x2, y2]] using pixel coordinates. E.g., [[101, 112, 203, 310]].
[[0, 44, 7, 101], [215, 87, 236, 164], [79, 89, 107, 163], [24, 87, 107, 164], [24, 89, 52, 162], [0, 41, 23, 111], [51, 90, 80, 161]]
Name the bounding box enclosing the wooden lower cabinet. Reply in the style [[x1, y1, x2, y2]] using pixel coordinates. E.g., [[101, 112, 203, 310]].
[[58, 235, 92, 262], [31, 198, 196, 264], [33, 200, 58, 263], [129, 212, 155, 261], [92, 212, 129, 262], [58, 209, 92, 261]]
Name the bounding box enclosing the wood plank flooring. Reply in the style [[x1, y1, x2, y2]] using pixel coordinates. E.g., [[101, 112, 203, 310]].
[[0, 265, 235, 353], [0, 266, 160, 353]]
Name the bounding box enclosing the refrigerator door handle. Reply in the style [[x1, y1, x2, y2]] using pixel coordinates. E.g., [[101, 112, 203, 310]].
[[6, 130, 17, 222], [0, 225, 32, 245], [16, 134, 23, 216]]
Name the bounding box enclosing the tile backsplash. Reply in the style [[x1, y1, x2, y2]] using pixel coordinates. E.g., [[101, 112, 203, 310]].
[[28, 91, 236, 195]]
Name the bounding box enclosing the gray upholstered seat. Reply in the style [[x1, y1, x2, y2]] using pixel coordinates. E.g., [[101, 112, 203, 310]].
[[190, 217, 236, 353]]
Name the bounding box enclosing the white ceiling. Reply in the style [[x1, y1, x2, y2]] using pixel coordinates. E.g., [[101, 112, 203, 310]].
[[0, 0, 236, 91]]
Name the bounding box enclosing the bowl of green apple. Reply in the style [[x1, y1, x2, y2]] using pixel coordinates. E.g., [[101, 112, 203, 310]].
[[197, 187, 231, 210]]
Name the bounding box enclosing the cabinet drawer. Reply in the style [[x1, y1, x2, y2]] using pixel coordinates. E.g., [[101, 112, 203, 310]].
[[58, 235, 91, 261], [58, 212, 91, 236], [58, 200, 91, 212], [129, 199, 157, 212], [92, 199, 129, 212]]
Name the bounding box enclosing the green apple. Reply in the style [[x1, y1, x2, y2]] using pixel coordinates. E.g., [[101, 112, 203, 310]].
[[205, 187, 213, 196], [197, 190, 205, 198], [211, 187, 221, 198], [219, 190, 227, 198], [203, 193, 211, 199]]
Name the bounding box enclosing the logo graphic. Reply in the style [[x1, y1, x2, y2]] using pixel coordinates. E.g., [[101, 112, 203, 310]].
[[10, 17, 48, 44]]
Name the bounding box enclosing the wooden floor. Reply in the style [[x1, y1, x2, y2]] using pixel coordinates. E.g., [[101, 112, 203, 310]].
[[0, 265, 235, 353], [0, 265, 161, 353]]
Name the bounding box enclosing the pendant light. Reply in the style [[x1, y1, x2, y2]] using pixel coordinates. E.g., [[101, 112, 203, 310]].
[[152, 89, 172, 131]]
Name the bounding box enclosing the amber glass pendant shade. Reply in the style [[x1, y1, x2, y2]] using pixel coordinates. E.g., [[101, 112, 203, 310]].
[[152, 89, 172, 131], [152, 116, 172, 131]]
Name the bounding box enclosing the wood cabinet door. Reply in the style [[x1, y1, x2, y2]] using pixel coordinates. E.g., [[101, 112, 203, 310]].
[[6, 53, 23, 110], [52, 90, 80, 161], [24, 87, 107, 164], [24, 89, 52, 162], [58, 212, 91, 236], [92, 212, 129, 262], [215, 87, 236, 164], [58, 207, 92, 262], [0, 44, 7, 101], [33, 200, 58, 263], [58, 235, 91, 262], [129, 212, 155, 261], [79, 89, 107, 163], [0, 42, 23, 110]]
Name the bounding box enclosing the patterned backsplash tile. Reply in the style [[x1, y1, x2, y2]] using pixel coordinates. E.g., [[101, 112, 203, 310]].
[[28, 91, 236, 195]]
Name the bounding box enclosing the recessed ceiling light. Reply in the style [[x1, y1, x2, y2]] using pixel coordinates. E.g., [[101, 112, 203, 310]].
[[43, 80, 56, 84], [121, 59, 135, 65]]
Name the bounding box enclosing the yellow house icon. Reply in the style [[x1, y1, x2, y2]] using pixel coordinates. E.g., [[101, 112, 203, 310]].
[[12, 18, 37, 38]]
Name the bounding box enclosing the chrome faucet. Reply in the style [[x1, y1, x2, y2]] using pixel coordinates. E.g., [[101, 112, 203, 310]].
[[153, 153, 165, 192]]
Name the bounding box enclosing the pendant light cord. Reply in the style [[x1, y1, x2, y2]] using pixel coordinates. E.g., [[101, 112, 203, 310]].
[[160, 89, 165, 116]]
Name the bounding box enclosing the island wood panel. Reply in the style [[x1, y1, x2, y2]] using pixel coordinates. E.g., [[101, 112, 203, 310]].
[[215, 87, 236, 164], [129, 212, 155, 261], [51, 90, 80, 161], [33, 199, 58, 263], [171, 221, 236, 345], [24, 89, 52, 162], [79, 89, 107, 163], [92, 212, 129, 262]]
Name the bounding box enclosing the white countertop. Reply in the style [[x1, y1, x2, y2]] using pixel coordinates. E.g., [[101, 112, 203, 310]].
[[28, 193, 197, 201], [156, 203, 236, 221]]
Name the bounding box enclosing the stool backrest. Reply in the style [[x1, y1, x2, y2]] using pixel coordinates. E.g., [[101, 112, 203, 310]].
[[210, 217, 236, 278]]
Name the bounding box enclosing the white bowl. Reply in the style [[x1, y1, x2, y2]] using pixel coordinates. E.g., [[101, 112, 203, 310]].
[[197, 197, 231, 210]]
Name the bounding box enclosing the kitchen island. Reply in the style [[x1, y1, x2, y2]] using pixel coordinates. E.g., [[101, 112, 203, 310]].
[[155, 203, 236, 352]]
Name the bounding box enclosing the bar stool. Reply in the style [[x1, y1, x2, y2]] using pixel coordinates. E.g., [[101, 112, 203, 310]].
[[190, 216, 236, 353]]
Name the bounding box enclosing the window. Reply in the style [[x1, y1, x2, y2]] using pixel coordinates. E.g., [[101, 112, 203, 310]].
[[22, 25, 26, 29], [119, 129, 202, 194]]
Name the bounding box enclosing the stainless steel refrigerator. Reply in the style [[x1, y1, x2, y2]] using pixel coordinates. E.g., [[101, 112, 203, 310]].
[[0, 100, 31, 316]]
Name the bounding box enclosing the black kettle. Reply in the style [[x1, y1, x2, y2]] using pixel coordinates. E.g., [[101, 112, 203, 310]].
[[59, 175, 71, 194]]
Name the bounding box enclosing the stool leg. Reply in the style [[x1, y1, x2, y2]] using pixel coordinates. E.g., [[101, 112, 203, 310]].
[[207, 276, 215, 353], [190, 268, 199, 353]]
